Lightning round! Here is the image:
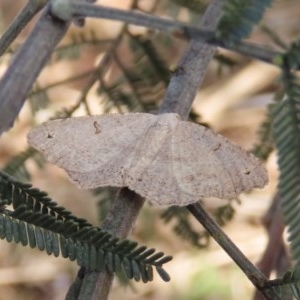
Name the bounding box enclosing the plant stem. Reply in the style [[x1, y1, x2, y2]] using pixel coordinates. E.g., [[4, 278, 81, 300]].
[[160, 0, 224, 118], [50, 0, 282, 68], [187, 203, 280, 300], [254, 194, 287, 300], [81, 189, 145, 300], [0, 0, 47, 57], [0, 3, 70, 136]]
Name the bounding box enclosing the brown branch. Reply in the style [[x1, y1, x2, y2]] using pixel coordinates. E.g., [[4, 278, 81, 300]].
[[73, 189, 145, 300], [253, 194, 288, 300], [257, 194, 286, 277], [50, 0, 282, 68], [160, 0, 224, 119], [188, 204, 280, 300]]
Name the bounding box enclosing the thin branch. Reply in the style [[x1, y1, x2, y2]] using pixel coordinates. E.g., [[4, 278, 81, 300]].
[[0, 3, 71, 136], [49, 0, 282, 68], [69, 27, 128, 116], [160, 0, 224, 118], [0, 0, 47, 57], [66, 189, 145, 300], [85, 188, 145, 300], [187, 204, 280, 300], [0, 0, 284, 136], [30, 68, 96, 97], [254, 194, 288, 300], [257, 194, 286, 277]]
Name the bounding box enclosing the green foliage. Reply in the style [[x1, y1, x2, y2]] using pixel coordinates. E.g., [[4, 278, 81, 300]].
[[0, 171, 172, 282], [217, 0, 274, 43], [129, 34, 171, 86], [3, 148, 41, 181], [251, 104, 275, 161], [275, 40, 300, 71], [161, 201, 237, 249], [54, 31, 112, 62], [268, 267, 300, 300], [169, 0, 208, 14], [185, 267, 232, 300], [161, 207, 209, 248], [271, 42, 300, 268], [214, 202, 236, 226], [94, 187, 118, 222], [96, 31, 173, 113]]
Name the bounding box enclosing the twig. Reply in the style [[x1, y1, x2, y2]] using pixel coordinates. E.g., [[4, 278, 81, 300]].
[[160, 0, 223, 118], [50, 0, 282, 68], [254, 194, 288, 300], [0, 3, 71, 136], [77, 189, 145, 300], [66, 189, 145, 300], [0, 0, 284, 136], [69, 26, 128, 116], [29, 68, 97, 97], [0, 0, 47, 57], [257, 194, 286, 277], [187, 204, 280, 300]]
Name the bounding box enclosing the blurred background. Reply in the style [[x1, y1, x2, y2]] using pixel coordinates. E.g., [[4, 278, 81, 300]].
[[0, 0, 299, 299]]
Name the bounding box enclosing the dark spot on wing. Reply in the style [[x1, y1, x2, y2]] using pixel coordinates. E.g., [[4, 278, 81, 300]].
[[94, 121, 101, 134], [184, 175, 195, 181], [47, 133, 53, 139], [213, 143, 221, 151], [245, 171, 251, 175]]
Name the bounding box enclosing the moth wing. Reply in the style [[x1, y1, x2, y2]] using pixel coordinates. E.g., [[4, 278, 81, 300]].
[[28, 113, 157, 188], [128, 138, 184, 206], [171, 121, 268, 202]]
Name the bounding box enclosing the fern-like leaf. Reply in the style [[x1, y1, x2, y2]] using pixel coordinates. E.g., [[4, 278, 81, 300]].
[[54, 31, 112, 62], [28, 82, 50, 114], [214, 203, 236, 226], [216, 0, 274, 44], [271, 43, 300, 267], [129, 34, 170, 86], [268, 268, 300, 300], [251, 104, 275, 161], [170, 0, 208, 14], [0, 171, 172, 282], [161, 207, 209, 248], [3, 147, 44, 181]]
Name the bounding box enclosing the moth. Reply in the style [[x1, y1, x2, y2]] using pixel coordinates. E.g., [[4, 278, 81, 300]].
[[28, 113, 268, 206]]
